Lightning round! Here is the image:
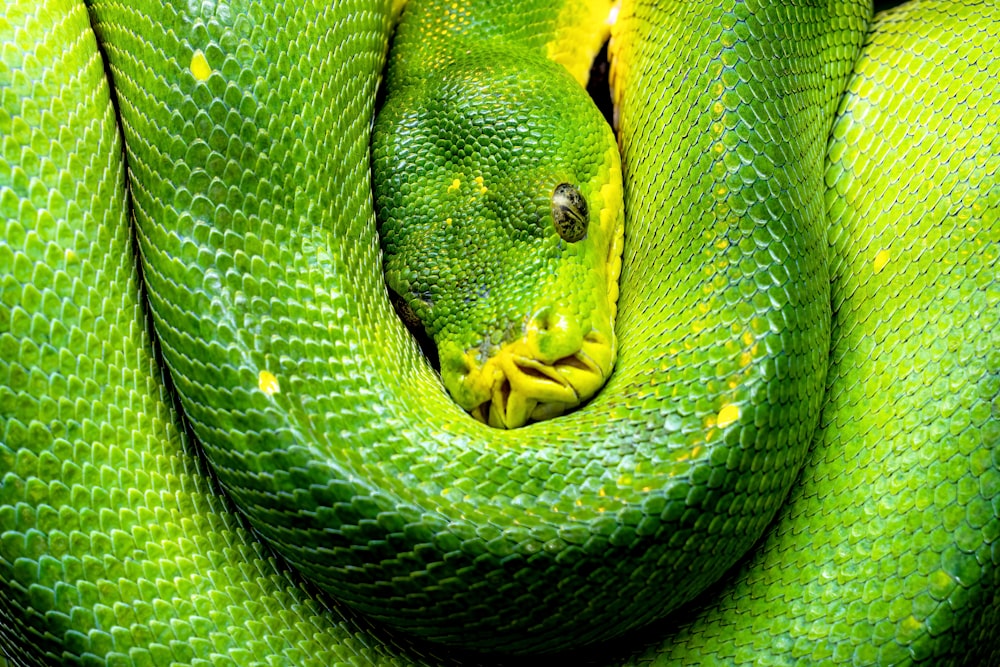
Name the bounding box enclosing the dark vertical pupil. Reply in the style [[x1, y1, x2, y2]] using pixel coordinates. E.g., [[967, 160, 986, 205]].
[[552, 183, 589, 242]]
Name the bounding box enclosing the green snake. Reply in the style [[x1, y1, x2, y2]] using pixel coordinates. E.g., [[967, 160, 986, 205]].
[[1, 0, 998, 663]]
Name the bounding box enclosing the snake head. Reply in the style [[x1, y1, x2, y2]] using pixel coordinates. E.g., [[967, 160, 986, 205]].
[[373, 46, 623, 428]]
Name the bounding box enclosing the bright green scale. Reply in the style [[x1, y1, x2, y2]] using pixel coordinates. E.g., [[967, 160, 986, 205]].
[[1, 1, 998, 667]]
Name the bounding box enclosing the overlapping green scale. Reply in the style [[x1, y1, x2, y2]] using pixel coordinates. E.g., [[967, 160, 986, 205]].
[[616, 2, 1000, 664], [78, 0, 866, 654], [2, 0, 998, 664], [0, 1, 437, 665]]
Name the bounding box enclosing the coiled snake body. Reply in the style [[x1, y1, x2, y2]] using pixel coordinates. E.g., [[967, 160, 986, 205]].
[[1, 0, 997, 665]]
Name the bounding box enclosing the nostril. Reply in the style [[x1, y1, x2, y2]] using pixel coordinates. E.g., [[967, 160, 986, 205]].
[[531, 306, 556, 333], [528, 308, 584, 362]]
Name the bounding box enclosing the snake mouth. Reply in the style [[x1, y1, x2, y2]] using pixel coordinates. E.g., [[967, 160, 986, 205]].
[[453, 329, 616, 429]]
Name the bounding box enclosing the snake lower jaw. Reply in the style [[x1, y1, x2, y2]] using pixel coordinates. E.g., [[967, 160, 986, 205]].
[[453, 329, 617, 429]]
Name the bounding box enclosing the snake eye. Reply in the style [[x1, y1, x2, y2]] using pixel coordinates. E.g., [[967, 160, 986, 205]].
[[551, 183, 589, 242]]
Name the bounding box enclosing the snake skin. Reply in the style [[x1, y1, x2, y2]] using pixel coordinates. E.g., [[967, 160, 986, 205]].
[[1, 0, 997, 665]]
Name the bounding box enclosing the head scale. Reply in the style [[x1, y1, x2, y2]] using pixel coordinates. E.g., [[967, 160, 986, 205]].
[[373, 43, 624, 428]]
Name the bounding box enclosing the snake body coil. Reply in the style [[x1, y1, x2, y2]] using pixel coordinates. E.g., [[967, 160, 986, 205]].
[[1, 0, 998, 665]]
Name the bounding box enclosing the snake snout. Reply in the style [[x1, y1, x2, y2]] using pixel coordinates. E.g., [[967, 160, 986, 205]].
[[460, 315, 616, 429]]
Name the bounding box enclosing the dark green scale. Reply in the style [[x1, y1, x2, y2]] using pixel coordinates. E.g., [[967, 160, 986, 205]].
[[2, 0, 997, 664], [0, 1, 443, 665], [68, 0, 855, 654]]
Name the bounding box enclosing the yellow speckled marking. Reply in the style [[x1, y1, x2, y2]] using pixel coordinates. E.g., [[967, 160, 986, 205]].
[[717, 403, 740, 428], [474, 175, 487, 194], [190, 50, 212, 81], [258, 370, 280, 395], [873, 248, 890, 273], [448, 178, 461, 192]]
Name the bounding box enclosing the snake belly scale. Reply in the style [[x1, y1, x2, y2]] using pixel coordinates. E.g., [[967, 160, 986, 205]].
[[1, 0, 998, 665]]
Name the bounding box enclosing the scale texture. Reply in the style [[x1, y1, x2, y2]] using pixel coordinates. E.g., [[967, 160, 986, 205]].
[[61, 0, 853, 654], [1, 0, 997, 665], [0, 1, 447, 665], [610, 2, 1000, 664]]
